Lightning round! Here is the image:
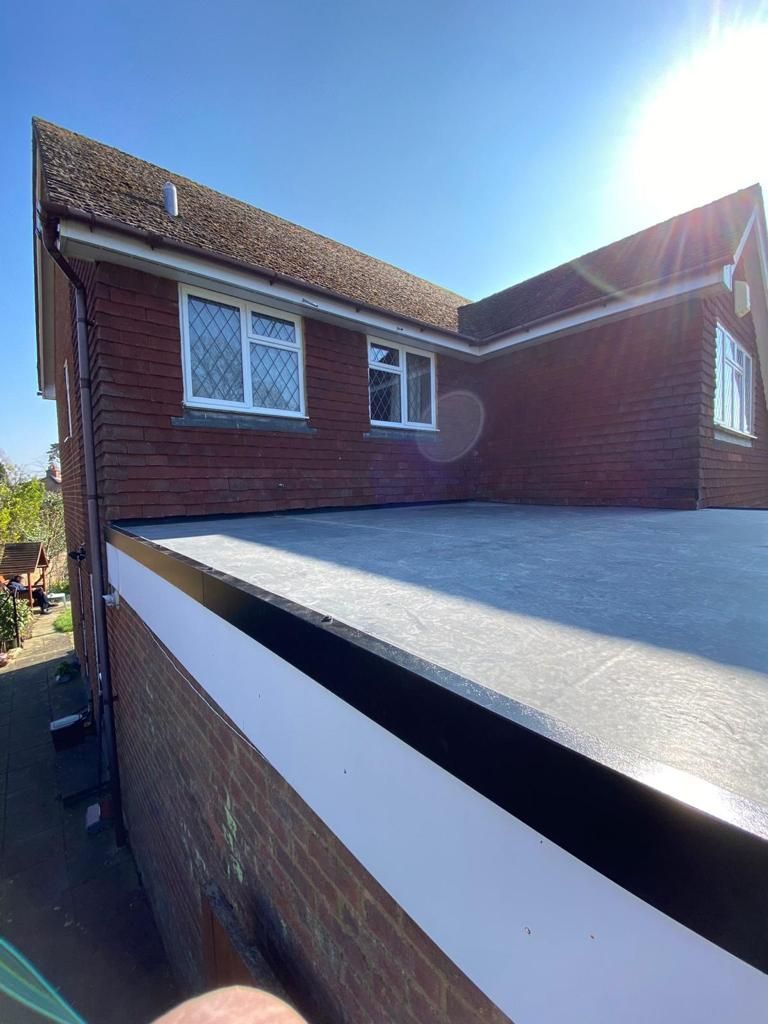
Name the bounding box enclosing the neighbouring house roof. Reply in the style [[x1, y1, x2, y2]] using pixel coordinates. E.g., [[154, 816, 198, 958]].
[[41, 465, 61, 493], [33, 118, 764, 344], [0, 542, 49, 577], [33, 119, 469, 334], [459, 186, 763, 338]]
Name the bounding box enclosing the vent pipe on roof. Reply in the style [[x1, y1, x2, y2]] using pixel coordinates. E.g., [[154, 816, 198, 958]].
[[163, 181, 178, 217]]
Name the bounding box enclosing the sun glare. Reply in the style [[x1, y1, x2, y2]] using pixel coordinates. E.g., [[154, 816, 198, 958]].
[[623, 21, 768, 222]]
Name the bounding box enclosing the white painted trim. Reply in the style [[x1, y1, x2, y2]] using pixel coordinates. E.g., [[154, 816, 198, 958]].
[[714, 322, 755, 436], [107, 545, 768, 1024], [477, 267, 726, 356], [59, 219, 728, 361], [367, 337, 437, 429], [178, 283, 307, 418], [733, 210, 758, 268], [714, 427, 754, 447], [61, 221, 471, 358], [63, 360, 72, 440]]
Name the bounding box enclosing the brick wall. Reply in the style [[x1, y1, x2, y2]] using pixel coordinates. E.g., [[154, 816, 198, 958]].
[[86, 263, 474, 522], [107, 598, 510, 1024], [65, 260, 768, 518], [472, 301, 705, 509], [698, 241, 768, 508]]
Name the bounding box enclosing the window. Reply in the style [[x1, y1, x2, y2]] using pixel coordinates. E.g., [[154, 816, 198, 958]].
[[180, 286, 305, 417], [715, 324, 754, 436], [63, 360, 73, 440], [368, 339, 436, 429]]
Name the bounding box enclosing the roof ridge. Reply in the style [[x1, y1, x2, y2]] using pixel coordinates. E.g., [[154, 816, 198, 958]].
[[32, 118, 470, 306]]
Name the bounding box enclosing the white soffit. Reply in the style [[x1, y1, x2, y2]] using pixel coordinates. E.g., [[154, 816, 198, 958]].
[[59, 219, 727, 362]]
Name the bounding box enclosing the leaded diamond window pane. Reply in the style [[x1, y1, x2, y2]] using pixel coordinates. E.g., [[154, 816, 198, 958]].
[[370, 344, 400, 367], [251, 343, 301, 411], [369, 368, 401, 422], [188, 296, 244, 402], [406, 352, 432, 423], [251, 312, 296, 344]]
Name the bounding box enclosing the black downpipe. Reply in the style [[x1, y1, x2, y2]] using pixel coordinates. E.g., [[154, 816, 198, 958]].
[[42, 221, 126, 846]]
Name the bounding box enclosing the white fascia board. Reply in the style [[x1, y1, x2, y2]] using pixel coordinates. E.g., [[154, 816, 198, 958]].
[[733, 210, 758, 269], [59, 219, 726, 363], [754, 210, 768, 292], [474, 267, 727, 357], [58, 220, 475, 360], [35, 232, 57, 399], [741, 213, 768, 408]]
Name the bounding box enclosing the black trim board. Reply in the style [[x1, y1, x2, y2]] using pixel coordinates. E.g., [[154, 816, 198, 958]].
[[107, 524, 768, 975]]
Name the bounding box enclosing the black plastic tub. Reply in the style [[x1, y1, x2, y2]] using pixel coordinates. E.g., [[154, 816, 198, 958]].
[[50, 713, 85, 751]]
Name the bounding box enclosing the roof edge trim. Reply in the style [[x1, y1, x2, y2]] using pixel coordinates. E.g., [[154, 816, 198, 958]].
[[55, 212, 730, 361], [43, 200, 470, 343]]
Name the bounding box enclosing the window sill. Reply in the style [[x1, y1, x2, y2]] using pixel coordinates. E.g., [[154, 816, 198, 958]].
[[365, 425, 440, 441], [714, 425, 756, 447], [173, 409, 316, 434]]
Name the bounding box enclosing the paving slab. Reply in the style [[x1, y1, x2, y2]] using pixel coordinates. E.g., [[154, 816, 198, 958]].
[[0, 614, 178, 1023]]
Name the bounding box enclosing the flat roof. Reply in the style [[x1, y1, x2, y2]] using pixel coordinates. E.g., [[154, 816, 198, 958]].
[[127, 502, 768, 806]]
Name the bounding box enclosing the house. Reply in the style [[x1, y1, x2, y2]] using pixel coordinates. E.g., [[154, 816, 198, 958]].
[[41, 463, 62, 493], [33, 119, 768, 1023]]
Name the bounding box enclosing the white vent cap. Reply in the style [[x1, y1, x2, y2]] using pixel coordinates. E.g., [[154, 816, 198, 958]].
[[163, 181, 178, 217], [734, 280, 751, 318]]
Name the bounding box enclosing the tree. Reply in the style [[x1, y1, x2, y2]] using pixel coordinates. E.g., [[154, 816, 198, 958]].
[[0, 450, 66, 556], [37, 492, 66, 558], [0, 456, 45, 544]]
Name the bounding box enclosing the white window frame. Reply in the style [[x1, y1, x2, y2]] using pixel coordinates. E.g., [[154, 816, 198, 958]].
[[63, 360, 73, 440], [179, 284, 306, 418], [714, 323, 755, 439], [367, 337, 437, 430]]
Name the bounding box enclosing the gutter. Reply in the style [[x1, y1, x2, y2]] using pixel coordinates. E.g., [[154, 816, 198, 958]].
[[40, 218, 126, 846], [40, 199, 472, 344], [472, 255, 733, 346], [42, 198, 738, 354]]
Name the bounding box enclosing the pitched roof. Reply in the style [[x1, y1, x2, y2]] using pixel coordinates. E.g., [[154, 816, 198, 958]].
[[459, 186, 762, 339], [33, 119, 469, 334], [0, 543, 49, 577], [33, 119, 762, 344]]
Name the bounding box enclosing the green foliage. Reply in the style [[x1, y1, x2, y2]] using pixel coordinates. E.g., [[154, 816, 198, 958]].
[[0, 452, 65, 556], [0, 594, 32, 649], [0, 471, 45, 544], [37, 492, 66, 558], [48, 578, 71, 596], [53, 607, 73, 634]]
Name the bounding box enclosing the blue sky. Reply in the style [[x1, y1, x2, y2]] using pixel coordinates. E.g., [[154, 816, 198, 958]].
[[1, 0, 766, 470]]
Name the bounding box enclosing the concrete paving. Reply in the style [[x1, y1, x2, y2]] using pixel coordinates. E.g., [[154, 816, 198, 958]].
[[132, 502, 768, 807], [0, 613, 178, 1023]]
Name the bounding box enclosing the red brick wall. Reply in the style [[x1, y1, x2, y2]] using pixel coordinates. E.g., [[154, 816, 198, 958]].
[[472, 302, 705, 509], [698, 248, 768, 508], [107, 598, 510, 1024], [86, 263, 473, 522]]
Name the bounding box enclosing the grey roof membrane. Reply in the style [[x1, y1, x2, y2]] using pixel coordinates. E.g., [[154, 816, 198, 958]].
[[129, 502, 768, 806]]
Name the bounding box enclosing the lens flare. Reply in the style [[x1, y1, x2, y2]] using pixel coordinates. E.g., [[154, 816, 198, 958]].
[[419, 391, 485, 463], [623, 22, 768, 222]]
